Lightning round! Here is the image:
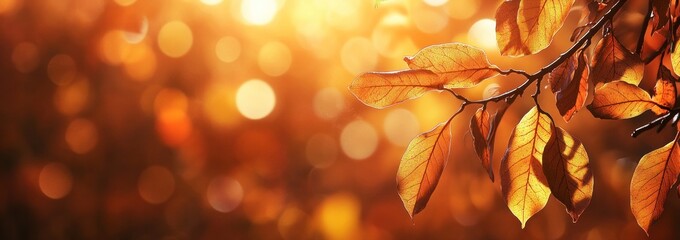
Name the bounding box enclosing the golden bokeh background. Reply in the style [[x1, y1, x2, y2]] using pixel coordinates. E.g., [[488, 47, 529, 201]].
[[1, 0, 680, 239]]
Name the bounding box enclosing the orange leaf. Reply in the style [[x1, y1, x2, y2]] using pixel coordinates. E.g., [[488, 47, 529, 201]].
[[590, 34, 644, 85], [495, 0, 575, 56], [555, 51, 589, 122], [500, 107, 552, 228], [651, 66, 677, 115], [349, 69, 444, 109], [587, 81, 656, 119], [542, 126, 593, 222], [397, 121, 452, 219], [630, 132, 680, 235], [470, 107, 494, 181], [404, 43, 500, 88]]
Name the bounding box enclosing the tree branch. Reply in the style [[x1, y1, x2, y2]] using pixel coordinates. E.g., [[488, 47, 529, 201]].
[[447, 0, 629, 106]]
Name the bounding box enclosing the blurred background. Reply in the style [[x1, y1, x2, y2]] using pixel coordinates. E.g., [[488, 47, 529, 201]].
[[1, 0, 680, 239]]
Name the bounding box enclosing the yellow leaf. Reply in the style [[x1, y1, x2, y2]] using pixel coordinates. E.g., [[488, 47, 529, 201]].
[[500, 107, 552, 228], [404, 43, 500, 88], [397, 121, 452, 219], [495, 0, 575, 56], [671, 38, 680, 76], [587, 81, 656, 119], [543, 126, 593, 222], [590, 34, 644, 85], [630, 133, 680, 235], [555, 51, 589, 122], [349, 69, 444, 109], [651, 66, 677, 115], [470, 107, 494, 181]]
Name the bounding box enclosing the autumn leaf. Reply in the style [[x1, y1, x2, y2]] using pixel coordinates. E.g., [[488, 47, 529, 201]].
[[349, 69, 444, 109], [500, 107, 552, 228], [554, 51, 589, 121], [470, 107, 494, 181], [543, 126, 593, 222], [590, 34, 644, 85], [397, 121, 453, 219], [630, 132, 680, 235], [404, 43, 500, 88], [587, 81, 657, 119], [495, 0, 575, 56], [651, 66, 677, 115], [548, 54, 578, 93], [670, 42, 680, 76]]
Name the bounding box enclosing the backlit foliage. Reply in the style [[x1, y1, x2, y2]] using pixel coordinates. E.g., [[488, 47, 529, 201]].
[[351, 0, 680, 234]]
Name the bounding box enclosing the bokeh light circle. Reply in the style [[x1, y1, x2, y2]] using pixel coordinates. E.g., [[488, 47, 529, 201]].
[[241, 0, 278, 25], [215, 36, 241, 63], [313, 88, 344, 120], [158, 21, 193, 58], [138, 166, 176, 204], [65, 118, 98, 154], [468, 19, 498, 51], [39, 162, 73, 200], [207, 176, 244, 213], [340, 37, 378, 75], [340, 120, 378, 160], [236, 79, 276, 120], [258, 41, 292, 77], [383, 108, 420, 146]]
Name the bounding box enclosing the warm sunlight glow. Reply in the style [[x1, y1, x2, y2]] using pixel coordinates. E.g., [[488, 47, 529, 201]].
[[340, 120, 378, 160], [138, 166, 175, 204], [341, 37, 377, 75], [203, 83, 238, 127], [468, 19, 498, 51], [158, 21, 193, 58], [383, 108, 420, 147], [236, 79, 276, 120], [215, 36, 241, 63], [123, 43, 156, 81], [39, 163, 73, 200], [446, 0, 479, 20], [207, 176, 244, 213], [317, 193, 360, 240], [258, 41, 292, 76], [423, 0, 448, 7], [201, 0, 223, 6], [412, 4, 449, 34], [241, 0, 278, 25]]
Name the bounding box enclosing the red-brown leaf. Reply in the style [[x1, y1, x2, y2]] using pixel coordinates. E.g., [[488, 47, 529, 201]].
[[651, 66, 677, 115], [555, 51, 589, 122], [543, 126, 593, 222], [630, 132, 680, 235], [349, 69, 444, 109], [470, 107, 494, 181], [397, 121, 453, 219], [548, 54, 578, 93], [587, 81, 657, 119], [404, 43, 500, 89], [590, 34, 644, 85]]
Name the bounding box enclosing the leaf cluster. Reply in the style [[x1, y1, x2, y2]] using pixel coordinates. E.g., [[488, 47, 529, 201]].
[[350, 0, 680, 234]]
